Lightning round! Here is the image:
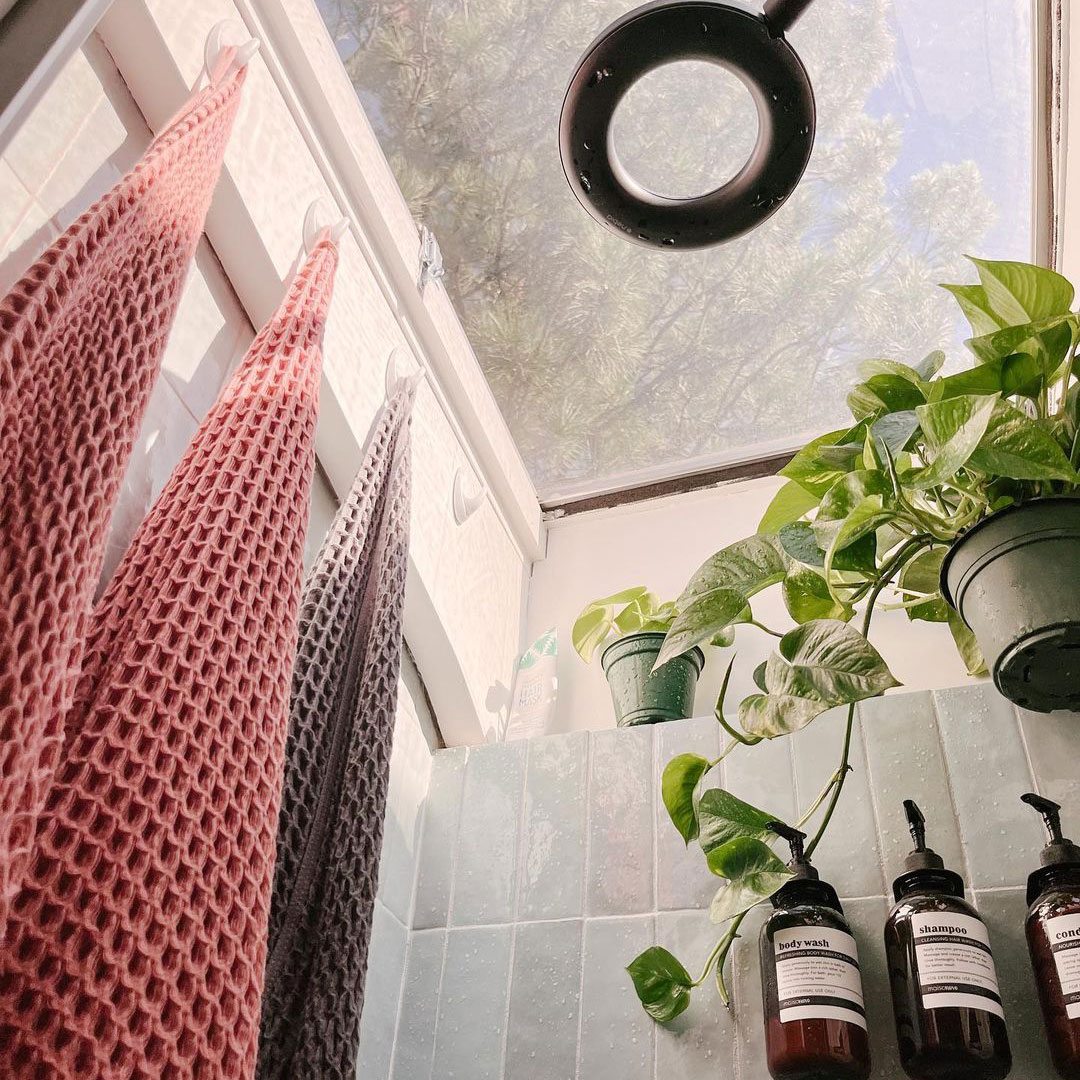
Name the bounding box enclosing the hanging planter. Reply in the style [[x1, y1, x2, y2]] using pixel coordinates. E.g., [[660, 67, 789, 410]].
[[941, 497, 1080, 714], [600, 631, 705, 727]]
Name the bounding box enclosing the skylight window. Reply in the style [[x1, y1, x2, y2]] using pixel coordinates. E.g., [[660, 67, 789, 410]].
[[318, 0, 1035, 502]]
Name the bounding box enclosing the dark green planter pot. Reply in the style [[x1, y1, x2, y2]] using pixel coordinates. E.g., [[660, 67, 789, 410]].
[[600, 631, 704, 727], [941, 497, 1080, 714]]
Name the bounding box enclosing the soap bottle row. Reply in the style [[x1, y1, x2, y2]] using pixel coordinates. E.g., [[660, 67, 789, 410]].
[[759, 794, 1080, 1080]]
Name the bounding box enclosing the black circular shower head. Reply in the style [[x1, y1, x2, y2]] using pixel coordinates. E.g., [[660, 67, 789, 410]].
[[559, 0, 817, 250]]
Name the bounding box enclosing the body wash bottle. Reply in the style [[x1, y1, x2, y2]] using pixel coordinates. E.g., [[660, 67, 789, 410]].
[[759, 821, 871, 1080], [884, 800, 1011, 1080], [1021, 793, 1080, 1079]]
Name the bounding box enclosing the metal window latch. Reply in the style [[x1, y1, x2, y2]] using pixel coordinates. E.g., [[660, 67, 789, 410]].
[[417, 224, 446, 295]]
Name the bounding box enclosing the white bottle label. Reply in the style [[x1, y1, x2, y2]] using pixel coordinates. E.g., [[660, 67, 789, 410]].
[[773, 926, 867, 1029], [910, 912, 1004, 1018], [1046, 912, 1080, 1020]]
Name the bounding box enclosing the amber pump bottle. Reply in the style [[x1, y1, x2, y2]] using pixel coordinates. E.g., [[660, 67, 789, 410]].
[[759, 821, 871, 1080], [1021, 792, 1080, 1079], [884, 800, 1011, 1080]]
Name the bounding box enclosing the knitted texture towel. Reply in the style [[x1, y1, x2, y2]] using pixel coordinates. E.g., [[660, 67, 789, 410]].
[[257, 385, 414, 1080], [0, 57, 244, 934], [0, 236, 338, 1080]]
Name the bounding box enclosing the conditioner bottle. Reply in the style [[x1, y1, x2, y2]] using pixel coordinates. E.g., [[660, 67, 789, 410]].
[[1021, 792, 1080, 1079], [884, 800, 1011, 1080], [760, 821, 871, 1080]]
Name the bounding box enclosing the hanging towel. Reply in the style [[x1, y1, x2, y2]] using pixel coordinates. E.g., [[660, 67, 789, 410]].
[[0, 236, 338, 1080], [257, 383, 415, 1080], [0, 56, 245, 933]]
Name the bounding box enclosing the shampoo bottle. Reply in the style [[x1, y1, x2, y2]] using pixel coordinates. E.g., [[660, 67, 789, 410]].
[[884, 800, 1011, 1080], [759, 821, 871, 1080], [1021, 792, 1080, 1079]]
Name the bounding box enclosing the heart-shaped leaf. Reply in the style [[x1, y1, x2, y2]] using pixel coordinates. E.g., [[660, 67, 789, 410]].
[[657, 537, 788, 668], [784, 566, 853, 624], [968, 257, 1075, 325], [968, 398, 1079, 481], [897, 547, 949, 623], [739, 620, 900, 738], [870, 410, 920, 459], [707, 838, 793, 923], [779, 423, 869, 497], [941, 282, 1007, 338], [847, 374, 926, 421], [778, 522, 877, 574], [662, 754, 712, 845], [947, 609, 988, 676], [627, 947, 694, 1022], [697, 788, 779, 856], [911, 394, 998, 489], [757, 481, 821, 535]]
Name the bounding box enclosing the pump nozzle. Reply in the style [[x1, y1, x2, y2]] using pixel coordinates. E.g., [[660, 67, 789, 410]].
[[1022, 793, 1068, 845], [768, 820, 819, 881], [768, 821, 806, 861], [1021, 792, 1080, 902], [904, 799, 927, 852]]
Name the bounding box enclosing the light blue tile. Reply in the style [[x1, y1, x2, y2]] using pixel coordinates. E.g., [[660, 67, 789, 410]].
[[356, 902, 408, 1080], [450, 742, 526, 926], [587, 727, 655, 916], [723, 726, 798, 827], [657, 908, 737, 1079], [792, 707, 885, 899], [414, 748, 467, 929], [390, 929, 445, 1080], [859, 691, 966, 886], [975, 889, 1057, 1080], [1016, 703, 1080, 810], [934, 684, 1042, 889], [731, 903, 769, 1080], [842, 896, 893, 1080], [431, 925, 512, 1080], [656, 716, 722, 911], [579, 916, 655, 1080], [505, 920, 583, 1080], [518, 732, 588, 921]]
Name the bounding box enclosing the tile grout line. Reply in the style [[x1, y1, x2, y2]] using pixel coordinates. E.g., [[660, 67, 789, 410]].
[[855, 703, 891, 897], [574, 733, 594, 1080], [928, 690, 975, 886], [498, 741, 532, 1078], [426, 751, 469, 1079], [1011, 702, 1041, 794]]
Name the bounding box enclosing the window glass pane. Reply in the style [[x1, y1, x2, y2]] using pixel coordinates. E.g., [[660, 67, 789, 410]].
[[318, 0, 1033, 500]]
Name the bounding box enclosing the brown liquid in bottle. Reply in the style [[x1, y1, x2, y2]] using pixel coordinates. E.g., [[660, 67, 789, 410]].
[[885, 801, 1011, 1080], [759, 821, 872, 1080], [884, 881, 1011, 1080], [761, 903, 871, 1080], [1021, 793, 1080, 1079]]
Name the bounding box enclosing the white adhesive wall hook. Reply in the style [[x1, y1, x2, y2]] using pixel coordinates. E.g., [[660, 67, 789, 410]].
[[203, 21, 261, 84], [452, 467, 486, 525], [385, 346, 425, 400], [303, 198, 350, 254]]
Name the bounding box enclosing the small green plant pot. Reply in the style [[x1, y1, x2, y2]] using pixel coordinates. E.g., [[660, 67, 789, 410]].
[[941, 497, 1080, 714], [600, 631, 705, 727]]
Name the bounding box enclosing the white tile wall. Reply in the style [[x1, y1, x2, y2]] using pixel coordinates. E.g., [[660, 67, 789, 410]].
[[360, 682, 1080, 1080]]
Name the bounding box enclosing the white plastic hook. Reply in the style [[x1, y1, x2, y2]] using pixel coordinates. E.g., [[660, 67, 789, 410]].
[[452, 467, 486, 525], [385, 346, 425, 400], [203, 20, 261, 83], [303, 198, 350, 254]]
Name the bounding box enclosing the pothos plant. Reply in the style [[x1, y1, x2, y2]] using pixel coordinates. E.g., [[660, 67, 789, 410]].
[[627, 256, 1080, 1022], [572, 586, 754, 663]]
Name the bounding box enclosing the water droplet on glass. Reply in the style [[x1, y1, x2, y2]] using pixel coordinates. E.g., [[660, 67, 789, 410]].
[[580, 172, 592, 193]]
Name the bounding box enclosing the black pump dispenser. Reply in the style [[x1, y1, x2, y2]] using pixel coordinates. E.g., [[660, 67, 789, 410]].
[[767, 821, 841, 911], [892, 799, 965, 902], [1022, 792, 1080, 906]]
